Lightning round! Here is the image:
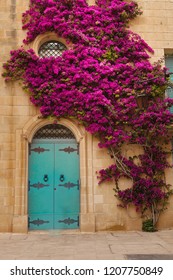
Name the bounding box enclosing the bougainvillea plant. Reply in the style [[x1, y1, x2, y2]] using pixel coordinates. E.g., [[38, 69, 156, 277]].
[[2, 0, 173, 231]]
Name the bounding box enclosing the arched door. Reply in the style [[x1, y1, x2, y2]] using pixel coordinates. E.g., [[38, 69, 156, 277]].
[[28, 124, 80, 230]]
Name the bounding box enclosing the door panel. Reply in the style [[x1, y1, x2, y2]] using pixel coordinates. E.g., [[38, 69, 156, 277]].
[[28, 142, 80, 230], [54, 143, 80, 229], [28, 144, 54, 229]]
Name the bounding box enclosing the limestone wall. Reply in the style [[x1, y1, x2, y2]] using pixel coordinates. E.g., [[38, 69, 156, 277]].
[[0, 0, 28, 232], [130, 0, 173, 62], [0, 0, 173, 232]]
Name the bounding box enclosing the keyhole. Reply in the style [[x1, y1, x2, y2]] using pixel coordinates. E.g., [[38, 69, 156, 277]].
[[60, 175, 64, 182], [44, 174, 48, 182]]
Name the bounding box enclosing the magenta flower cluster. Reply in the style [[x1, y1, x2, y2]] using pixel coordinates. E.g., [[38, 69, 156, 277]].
[[118, 178, 168, 211], [2, 0, 173, 227]]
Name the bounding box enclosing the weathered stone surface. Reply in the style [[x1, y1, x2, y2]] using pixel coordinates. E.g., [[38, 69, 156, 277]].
[[0, 1, 173, 233]]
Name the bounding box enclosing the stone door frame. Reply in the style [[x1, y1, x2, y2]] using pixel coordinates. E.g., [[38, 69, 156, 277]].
[[12, 115, 95, 232]]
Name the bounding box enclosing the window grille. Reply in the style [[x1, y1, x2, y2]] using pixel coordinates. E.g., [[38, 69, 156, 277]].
[[33, 124, 75, 139], [165, 55, 173, 113], [38, 41, 67, 58]]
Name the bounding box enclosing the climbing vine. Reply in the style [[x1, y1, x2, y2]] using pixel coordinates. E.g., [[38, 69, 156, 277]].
[[2, 0, 173, 231]]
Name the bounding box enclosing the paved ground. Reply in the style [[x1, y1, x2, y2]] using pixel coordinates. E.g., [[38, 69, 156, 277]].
[[0, 229, 173, 260]]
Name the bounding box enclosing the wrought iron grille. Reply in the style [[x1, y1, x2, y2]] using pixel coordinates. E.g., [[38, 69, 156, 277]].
[[33, 124, 75, 139], [38, 41, 67, 58], [165, 87, 173, 114]]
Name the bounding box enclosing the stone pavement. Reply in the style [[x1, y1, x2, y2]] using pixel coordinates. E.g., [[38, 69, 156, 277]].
[[0, 229, 173, 260]]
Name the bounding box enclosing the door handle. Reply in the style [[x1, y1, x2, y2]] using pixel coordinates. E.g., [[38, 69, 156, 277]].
[[44, 174, 48, 182], [60, 174, 65, 182]]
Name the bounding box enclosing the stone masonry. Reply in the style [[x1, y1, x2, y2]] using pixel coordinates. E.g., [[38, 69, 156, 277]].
[[0, 0, 173, 233]]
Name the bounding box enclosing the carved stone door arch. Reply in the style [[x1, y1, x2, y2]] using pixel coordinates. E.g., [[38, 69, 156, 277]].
[[12, 116, 95, 233]]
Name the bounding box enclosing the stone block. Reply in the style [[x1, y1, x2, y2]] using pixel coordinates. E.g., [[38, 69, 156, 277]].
[[94, 203, 103, 213], [80, 213, 95, 232], [95, 213, 108, 231], [12, 215, 28, 233], [0, 214, 12, 232], [94, 195, 103, 204]]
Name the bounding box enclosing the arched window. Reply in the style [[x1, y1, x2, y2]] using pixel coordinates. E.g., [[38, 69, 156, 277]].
[[38, 41, 67, 58]]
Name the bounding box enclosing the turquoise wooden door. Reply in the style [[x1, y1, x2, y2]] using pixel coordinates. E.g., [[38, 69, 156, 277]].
[[28, 141, 80, 230]]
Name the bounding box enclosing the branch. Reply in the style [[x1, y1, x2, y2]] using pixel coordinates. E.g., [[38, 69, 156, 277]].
[[110, 147, 133, 179]]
